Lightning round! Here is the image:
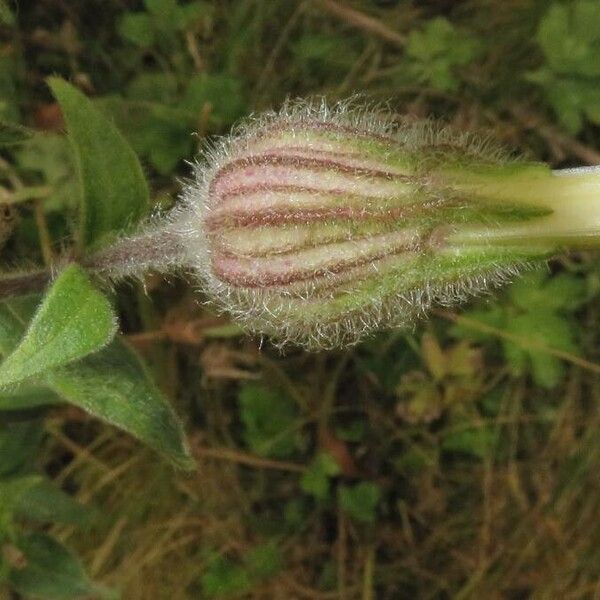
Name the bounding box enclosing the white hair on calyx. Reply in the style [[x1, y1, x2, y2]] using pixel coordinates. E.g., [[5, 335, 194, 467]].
[[87, 98, 595, 350]]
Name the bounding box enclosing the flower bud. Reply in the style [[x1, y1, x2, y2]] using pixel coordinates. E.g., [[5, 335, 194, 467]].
[[178, 100, 599, 349]]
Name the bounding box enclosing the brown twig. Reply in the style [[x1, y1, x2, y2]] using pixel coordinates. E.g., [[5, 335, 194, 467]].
[[254, 2, 308, 100], [194, 444, 307, 473], [317, 0, 406, 48], [0, 268, 52, 298]]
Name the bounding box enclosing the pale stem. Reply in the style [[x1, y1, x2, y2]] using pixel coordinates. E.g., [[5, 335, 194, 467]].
[[448, 165, 600, 249]]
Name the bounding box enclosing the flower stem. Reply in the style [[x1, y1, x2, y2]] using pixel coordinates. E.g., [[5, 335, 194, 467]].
[[448, 165, 600, 250], [0, 221, 189, 301], [82, 222, 189, 279]]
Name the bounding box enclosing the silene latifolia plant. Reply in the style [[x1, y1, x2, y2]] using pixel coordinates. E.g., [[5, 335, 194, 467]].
[[1, 77, 600, 478], [4, 83, 600, 355], [1, 82, 599, 592]]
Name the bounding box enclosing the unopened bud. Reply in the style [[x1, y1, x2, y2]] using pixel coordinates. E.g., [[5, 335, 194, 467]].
[[97, 100, 597, 350]]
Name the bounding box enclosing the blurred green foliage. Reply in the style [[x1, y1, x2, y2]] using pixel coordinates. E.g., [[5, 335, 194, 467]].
[[530, 0, 600, 132], [301, 451, 341, 500], [338, 482, 381, 524], [118, 0, 211, 49], [452, 269, 587, 388], [0, 0, 599, 598], [404, 17, 481, 91], [200, 541, 281, 598], [238, 383, 301, 459]]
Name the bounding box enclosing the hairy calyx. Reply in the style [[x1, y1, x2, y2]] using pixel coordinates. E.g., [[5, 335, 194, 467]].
[[5, 100, 600, 350]]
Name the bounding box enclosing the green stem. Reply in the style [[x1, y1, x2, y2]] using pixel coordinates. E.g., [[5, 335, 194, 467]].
[[448, 165, 600, 250]]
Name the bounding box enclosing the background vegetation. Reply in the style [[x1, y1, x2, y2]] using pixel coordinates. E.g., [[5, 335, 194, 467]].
[[1, 0, 600, 598]]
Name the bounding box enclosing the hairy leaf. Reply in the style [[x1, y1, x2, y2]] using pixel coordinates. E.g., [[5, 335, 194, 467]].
[[0, 265, 117, 386], [47, 339, 194, 469], [48, 77, 149, 248]]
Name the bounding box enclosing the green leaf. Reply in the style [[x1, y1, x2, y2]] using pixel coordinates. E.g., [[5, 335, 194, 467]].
[[393, 446, 436, 474], [537, 1, 600, 77], [14, 479, 93, 525], [507, 269, 549, 310], [529, 350, 565, 390], [508, 269, 586, 315], [97, 97, 195, 175], [176, 2, 211, 29], [126, 72, 178, 103], [405, 17, 481, 91], [48, 77, 149, 248], [300, 452, 341, 501], [542, 273, 588, 311], [0, 290, 191, 469], [145, 0, 178, 17], [238, 383, 299, 459], [338, 482, 381, 524], [47, 339, 194, 469], [199, 542, 280, 599], [539, 75, 588, 133], [9, 533, 115, 600], [533, 1, 600, 132], [0, 301, 30, 355], [0, 265, 117, 386]]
